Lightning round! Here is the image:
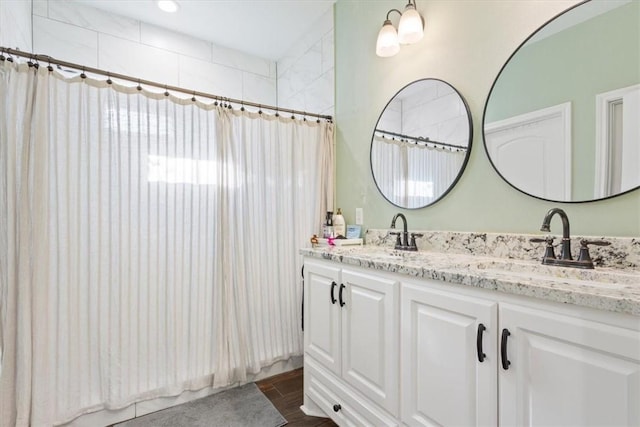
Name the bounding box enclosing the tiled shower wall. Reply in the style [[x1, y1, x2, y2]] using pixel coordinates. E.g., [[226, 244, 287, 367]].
[[276, 7, 335, 117], [30, 0, 277, 106], [1, 1, 334, 117], [0, 0, 32, 52]]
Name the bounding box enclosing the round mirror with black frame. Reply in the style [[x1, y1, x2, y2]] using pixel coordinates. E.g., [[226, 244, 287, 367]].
[[370, 78, 472, 209], [483, 0, 639, 203]]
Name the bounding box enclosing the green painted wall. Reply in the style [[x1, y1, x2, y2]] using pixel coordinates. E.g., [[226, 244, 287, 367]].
[[485, 1, 640, 200], [334, 0, 640, 237]]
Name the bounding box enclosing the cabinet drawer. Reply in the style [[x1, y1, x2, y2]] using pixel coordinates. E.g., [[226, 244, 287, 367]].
[[305, 357, 398, 427]]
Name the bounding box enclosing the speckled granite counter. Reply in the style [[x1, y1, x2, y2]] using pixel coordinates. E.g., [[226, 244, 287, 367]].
[[300, 245, 640, 316]]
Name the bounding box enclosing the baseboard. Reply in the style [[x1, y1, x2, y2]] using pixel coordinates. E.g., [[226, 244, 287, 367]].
[[62, 356, 304, 426]]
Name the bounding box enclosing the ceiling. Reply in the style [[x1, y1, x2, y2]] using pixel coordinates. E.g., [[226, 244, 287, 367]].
[[74, 0, 335, 61]]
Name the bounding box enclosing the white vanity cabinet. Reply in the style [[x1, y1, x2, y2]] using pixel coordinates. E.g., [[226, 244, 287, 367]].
[[498, 302, 640, 427], [303, 255, 640, 427], [303, 259, 400, 425], [400, 280, 498, 426]]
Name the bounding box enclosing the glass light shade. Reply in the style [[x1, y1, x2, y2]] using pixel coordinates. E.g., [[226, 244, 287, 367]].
[[398, 6, 424, 44], [376, 20, 400, 57]]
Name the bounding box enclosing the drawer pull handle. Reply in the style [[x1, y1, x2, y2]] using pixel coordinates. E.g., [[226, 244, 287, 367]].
[[333, 404, 341, 412], [339, 284, 346, 307], [501, 328, 511, 370], [476, 323, 486, 362], [330, 281, 337, 304]]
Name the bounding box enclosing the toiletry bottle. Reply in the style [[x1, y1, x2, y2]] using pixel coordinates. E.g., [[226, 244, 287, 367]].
[[323, 211, 333, 238], [333, 208, 346, 238]]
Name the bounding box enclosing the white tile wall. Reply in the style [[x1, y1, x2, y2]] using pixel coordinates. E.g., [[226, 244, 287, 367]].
[[32, 0, 47, 17], [98, 33, 180, 85], [0, 0, 32, 51], [277, 7, 334, 117], [5, 0, 332, 115], [211, 43, 273, 79], [33, 15, 99, 66], [30, 0, 278, 105], [242, 72, 277, 106], [178, 55, 242, 99], [48, 0, 140, 42], [141, 23, 212, 62]]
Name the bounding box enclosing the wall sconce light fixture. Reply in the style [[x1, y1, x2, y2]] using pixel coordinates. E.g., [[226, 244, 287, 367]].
[[376, 0, 424, 57]]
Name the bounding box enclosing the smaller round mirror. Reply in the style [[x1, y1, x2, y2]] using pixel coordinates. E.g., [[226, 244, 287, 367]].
[[370, 79, 472, 209]]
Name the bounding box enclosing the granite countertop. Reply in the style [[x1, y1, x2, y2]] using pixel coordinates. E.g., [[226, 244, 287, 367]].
[[300, 245, 640, 316]]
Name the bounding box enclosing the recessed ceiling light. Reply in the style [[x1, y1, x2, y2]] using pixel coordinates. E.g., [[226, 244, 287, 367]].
[[157, 0, 179, 13]]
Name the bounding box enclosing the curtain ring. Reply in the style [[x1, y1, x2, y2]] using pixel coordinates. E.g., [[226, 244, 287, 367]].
[[191, 91, 196, 102], [137, 80, 142, 91], [258, 104, 263, 114], [6, 51, 14, 62], [164, 85, 169, 97], [0, 49, 5, 61], [106, 73, 112, 85], [80, 67, 87, 79]]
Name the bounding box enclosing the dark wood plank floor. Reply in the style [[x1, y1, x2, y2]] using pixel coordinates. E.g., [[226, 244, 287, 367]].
[[256, 368, 337, 427]]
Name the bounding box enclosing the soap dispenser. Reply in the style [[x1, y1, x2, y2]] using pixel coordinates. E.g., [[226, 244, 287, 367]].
[[333, 208, 346, 238]]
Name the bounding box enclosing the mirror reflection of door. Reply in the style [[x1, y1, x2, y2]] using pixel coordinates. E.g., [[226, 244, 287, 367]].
[[483, 0, 639, 202], [594, 84, 640, 198], [485, 103, 571, 201]]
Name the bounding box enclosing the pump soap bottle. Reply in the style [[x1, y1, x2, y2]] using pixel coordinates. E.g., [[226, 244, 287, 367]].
[[333, 208, 346, 238]]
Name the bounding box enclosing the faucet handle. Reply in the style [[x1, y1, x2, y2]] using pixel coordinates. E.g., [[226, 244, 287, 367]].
[[576, 239, 610, 267], [530, 236, 557, 260], [530, 236, 555, 245], [389, 231, 402, 249], [580, 239, 611, 247], [577, 239, 611, 264], [409, 233, 423, 251]]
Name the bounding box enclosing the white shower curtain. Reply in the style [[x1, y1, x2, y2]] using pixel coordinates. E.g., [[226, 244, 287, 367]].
[[0, 61, 333, 426], [371, 136, 465, 207]]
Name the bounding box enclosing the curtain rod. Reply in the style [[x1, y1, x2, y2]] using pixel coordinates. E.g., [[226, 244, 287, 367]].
[[374, 128, 468, 151], [0, 47, 333, 122]]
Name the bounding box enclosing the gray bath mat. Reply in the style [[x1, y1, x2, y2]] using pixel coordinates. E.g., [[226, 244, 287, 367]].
[[115, 383, 287, 427]]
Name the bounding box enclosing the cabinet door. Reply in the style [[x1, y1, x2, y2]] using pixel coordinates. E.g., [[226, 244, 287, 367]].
[[401, 281, 498, 427], [499, 303, 640, 427], [304, 260, 342, 375], [341, 269, 399, 415]]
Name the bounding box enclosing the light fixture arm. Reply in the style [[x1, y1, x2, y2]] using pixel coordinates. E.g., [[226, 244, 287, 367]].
[[385, 8, 403, 22]]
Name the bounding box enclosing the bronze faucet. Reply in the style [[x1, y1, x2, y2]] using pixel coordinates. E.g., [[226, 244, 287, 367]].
[[540, 208, 572, 260], [390, 213, 422, 251], [532, 208, 610, 269]]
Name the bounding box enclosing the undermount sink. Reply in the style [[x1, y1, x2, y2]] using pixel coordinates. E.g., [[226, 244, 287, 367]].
[[469, 259, 639, 287]]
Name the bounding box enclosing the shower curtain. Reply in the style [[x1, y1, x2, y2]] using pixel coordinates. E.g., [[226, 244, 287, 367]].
[[371, 135, 465, 207], [0, 60, 333, 426]]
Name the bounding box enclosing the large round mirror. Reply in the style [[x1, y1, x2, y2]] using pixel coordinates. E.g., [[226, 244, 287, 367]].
[[371, 79, 472, 209], [483, 0, 639, 202]]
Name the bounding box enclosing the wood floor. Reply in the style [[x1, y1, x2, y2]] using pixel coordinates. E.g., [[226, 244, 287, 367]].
[[256, 368, 337, 427]]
